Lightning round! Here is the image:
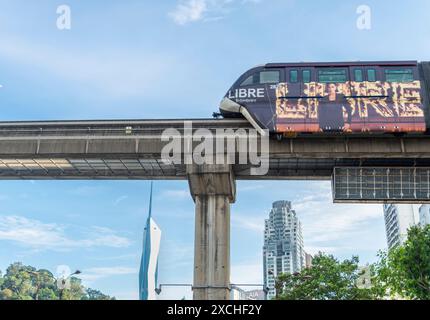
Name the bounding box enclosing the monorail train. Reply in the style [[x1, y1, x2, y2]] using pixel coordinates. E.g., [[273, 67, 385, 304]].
[[219, 61, 430, 136]]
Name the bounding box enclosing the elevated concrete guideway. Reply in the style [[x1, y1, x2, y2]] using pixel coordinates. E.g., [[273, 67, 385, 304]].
[[2, 118, 430, 300], [1, 119, 430, 180]]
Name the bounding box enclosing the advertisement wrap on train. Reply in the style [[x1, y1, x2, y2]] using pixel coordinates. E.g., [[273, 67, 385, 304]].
[[219, 61, 430, 136]]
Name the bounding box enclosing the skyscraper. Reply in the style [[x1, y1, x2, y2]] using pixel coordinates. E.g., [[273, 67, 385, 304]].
[[383, 204, 415, 250], [419, 204, 430, 227], [263, 201, 305, 299], [139, 182, 162, 300], [304, 252, 313, 268]]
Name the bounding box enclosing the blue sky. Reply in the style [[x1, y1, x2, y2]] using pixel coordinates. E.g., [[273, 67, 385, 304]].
[[0, 0, 428, 299]]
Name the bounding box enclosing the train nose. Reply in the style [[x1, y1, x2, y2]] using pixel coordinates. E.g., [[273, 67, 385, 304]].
[[219, 97, 267, 136], [220, 97, 241, 114]]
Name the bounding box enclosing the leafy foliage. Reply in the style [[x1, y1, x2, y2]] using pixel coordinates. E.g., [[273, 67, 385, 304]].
[[0, 262, 114, 300], [275, 254, 375, 300], [274, 224, 430, 300], [84, 288, 116, 300], [372, 225, 430, 300]]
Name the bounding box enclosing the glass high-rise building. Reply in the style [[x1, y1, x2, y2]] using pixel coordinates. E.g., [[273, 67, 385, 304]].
[[383, 204, 415, 250], [139, 183, 162, 300], [263, 201, 305, 299]]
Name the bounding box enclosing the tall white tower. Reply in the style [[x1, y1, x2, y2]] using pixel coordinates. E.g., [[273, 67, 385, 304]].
[[383, 204, 415, 250], [139, 182, 162, 300], [263, 201, 305, 299]]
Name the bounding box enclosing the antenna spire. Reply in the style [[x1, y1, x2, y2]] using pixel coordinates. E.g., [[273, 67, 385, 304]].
[[148, 181, 153, 218]]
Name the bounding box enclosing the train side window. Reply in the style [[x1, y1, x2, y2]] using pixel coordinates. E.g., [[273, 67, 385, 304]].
[[385, 68, 414, 82], [354, 69, 363, 82], [302, 70, 311, 83], [260, 71, 280, 84], [240, 73, 258, 86], [318, 68, 348, 83], [367, 69, 377, 82], [289, 70, 298, 83]]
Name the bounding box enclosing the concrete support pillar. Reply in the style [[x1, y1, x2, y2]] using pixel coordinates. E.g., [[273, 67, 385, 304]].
[[187, 164, 236, 300]]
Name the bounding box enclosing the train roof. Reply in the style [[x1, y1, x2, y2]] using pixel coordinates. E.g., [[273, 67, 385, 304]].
[[265, 61, 418, 68]]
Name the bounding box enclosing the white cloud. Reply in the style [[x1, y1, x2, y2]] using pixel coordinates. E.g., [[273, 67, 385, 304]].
[[157, 240, 194, 300], [302, 205, 382, 242], [160, 189, 190, 200], [231, 261, 263, 287], [80, 266, 137, 282], [80, 226, 132, 248], [0, 35, 171, 99], [169, 0, 263, 25], [114, 195, 128, 206], [304, 246, 341, 255], [231, 181, 386, 256], [159, 240, 194, 270], [290, 182, 385, 251], [169, 0, 208, 25], [231, 213, 264, 232], [90, 253, 139, 261], [0, 215, 132, 251]]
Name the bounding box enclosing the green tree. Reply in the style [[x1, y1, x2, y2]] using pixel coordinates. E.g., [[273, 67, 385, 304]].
[[0, 262, 35, 300], [0, 262, 114, 300], [275, 254, 375, 300], [85, 288, 115, 300], [37, 287, 58, 300], [372, 225, 430, 300], [60, 277, 86, 300], [0, 288, 13, 300], [31, 269, 58, 300]]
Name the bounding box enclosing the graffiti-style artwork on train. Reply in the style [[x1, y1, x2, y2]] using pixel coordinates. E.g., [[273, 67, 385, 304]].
[[275, 80, 425, 133]]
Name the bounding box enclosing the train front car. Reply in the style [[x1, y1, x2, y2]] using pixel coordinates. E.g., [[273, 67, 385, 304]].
[[219, 65, 281, 135], [221, 61, 428, 136]]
